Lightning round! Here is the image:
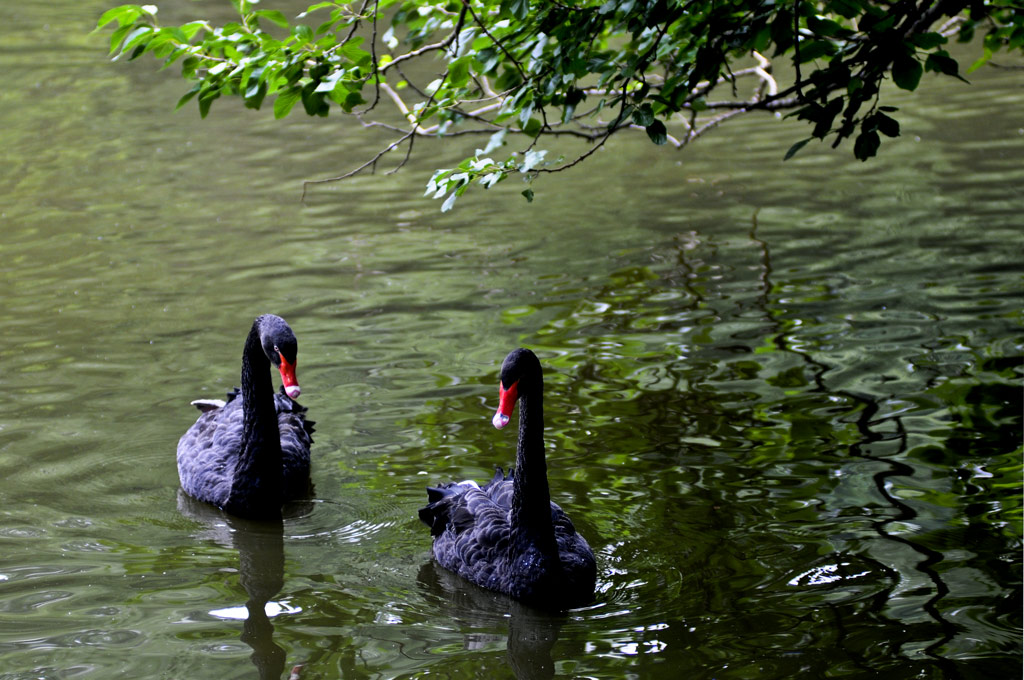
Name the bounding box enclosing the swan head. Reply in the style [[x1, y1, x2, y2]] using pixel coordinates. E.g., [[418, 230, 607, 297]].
[[257, 314, 302, 400], [493, 348, 540, 429]]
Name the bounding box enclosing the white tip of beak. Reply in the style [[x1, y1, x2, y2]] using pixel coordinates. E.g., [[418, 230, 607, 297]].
[[285, 384, 301, 400], [492, 411, 510, 429]]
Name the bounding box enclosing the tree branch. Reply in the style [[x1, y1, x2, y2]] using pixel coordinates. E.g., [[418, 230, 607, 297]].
[[461, 0, 530, 83], [380, 5, 468, 74], [536, 90, 630, 174], [357, 0, 383, 115], [301, 129, 414, 200]]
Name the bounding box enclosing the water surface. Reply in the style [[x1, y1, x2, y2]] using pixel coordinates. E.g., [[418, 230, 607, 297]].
[[0, 2, 1021, 678]]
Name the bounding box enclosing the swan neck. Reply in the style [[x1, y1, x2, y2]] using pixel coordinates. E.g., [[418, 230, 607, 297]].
[[230, 321, 283, 514], [511, 389, 554, 542]]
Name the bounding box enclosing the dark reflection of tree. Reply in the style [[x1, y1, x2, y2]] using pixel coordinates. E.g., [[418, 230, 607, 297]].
[[177, 492, 288, 680], [564, 217, 992, 676], [748, 215, 968, 677], [417, 560, 562, 680], [404, 220, 1020, 676]]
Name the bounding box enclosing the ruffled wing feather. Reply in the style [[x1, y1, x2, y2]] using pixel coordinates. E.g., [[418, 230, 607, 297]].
[[177, 388, 314, 509], [419, 467, 596, 605]]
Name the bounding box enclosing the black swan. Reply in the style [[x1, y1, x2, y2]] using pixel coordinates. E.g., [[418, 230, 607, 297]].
[[177, 314, 314, 519], [418, 348, 597, 609]]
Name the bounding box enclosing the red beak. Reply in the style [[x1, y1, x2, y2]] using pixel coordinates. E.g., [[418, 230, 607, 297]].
[[278, 352, 301, 400], [492, 379, 519, 429]]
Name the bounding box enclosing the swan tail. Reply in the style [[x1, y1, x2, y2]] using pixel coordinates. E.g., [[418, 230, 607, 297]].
[[189, 399, 226, 413], [418, 487, 450, 536], [419, 481, 480, 537], [483, 467, 506, 489]]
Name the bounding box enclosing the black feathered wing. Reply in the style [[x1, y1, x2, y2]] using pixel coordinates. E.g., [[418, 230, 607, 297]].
[[274, 390, 315, 499], [176, 388, 314, 509], [419, 468, 596, 605]]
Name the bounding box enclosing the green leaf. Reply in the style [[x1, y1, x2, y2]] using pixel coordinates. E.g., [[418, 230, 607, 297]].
[[109, 23, 133, 54], [314, 70, 344, 93], [175, 84, 200, 110], [301, 81, 326, 115], [501, 0, 529, 21], [482, 128, 507, 154], [97, 5, 142, 30], [180, 21, 207, 41], [632, 103, 654, 127], [299, 2, 337, 17], [293, 24, 314, 44], [316, 16, 341, 36], [342, 89, 365, 112], [874, 112, 900, 138], [520, 149, 547, 172], [891, 54, 922, 91], [119, 25, 153, 53], [807, 16, 846, 38], [274, 87, 302, 119], [244, 81, 267, 109], [521, 117, 542, 137], [925, 51, 967, 82], [441, 191, 458, 212], [911, 32, 947, 49], [645, 120, 668, 145], [522, 188, 534, 203], [197, 90, 219, 118], [854, 129, 880, 160], [826, 0, 863, 20], [968, 49, 993, 74], [797, 40, 837, 63], [448, 56, 471, 88], [752, 26, 771, 53], [254, 10, 289, 29], [864, 14, 895, 33], [770, 10, 794, 53], [339, 39, 371, 66], [181, 56, 199, 79], [783, 137, 812, 160]]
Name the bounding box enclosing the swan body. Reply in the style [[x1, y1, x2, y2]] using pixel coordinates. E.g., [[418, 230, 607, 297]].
[[419, 349, 596, 609], [176, 314, 314, 519]]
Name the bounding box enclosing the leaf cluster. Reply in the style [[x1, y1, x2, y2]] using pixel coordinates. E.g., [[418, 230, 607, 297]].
[[98, 1, 1023, 208]]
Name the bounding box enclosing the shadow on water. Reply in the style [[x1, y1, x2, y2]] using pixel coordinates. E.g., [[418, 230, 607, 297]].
[[417, 560, 563, 680], [176, 493, 309, 680], [746, 217, 963, 676]]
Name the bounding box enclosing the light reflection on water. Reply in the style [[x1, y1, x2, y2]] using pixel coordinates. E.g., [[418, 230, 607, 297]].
[[209, 602, 302, 621]]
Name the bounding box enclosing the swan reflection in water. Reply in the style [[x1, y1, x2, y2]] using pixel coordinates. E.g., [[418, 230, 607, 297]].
[[177, 492, 309, 680], [417, 559, 565, 680]]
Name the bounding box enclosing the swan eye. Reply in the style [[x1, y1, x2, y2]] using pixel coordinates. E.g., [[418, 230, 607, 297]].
[[273, 344, 279, 352]]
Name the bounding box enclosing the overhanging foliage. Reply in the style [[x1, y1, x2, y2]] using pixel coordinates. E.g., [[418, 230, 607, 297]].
[[99, 1, 1023, 209]]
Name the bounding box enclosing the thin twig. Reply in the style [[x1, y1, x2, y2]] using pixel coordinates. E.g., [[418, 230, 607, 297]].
[[700, 95, 801, 110], [301, 130, 414, 200], [677, 108, 699, 151], [536, 94, 629, 174], [388, 125, 417, 175], [358, 0, 383, 115], [690, 108, 748, 139], [339, 0, 372, 46], [793, 5, 803, 97]]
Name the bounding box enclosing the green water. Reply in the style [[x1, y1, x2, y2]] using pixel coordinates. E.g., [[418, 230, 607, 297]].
[[1, 2, 1022, 678]]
